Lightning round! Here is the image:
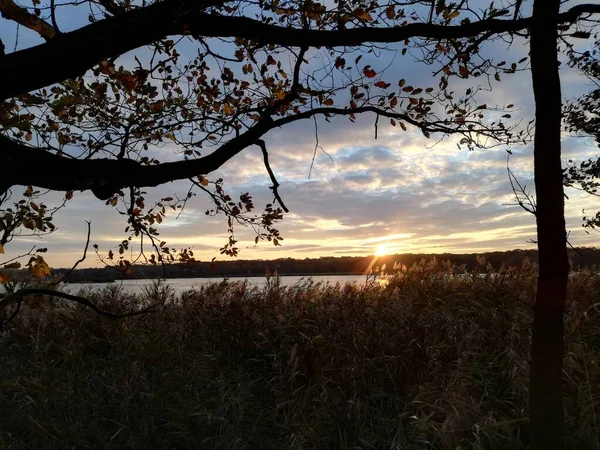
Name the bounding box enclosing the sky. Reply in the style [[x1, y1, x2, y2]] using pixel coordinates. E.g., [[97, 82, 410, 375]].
[[1, 1, 599, 268]]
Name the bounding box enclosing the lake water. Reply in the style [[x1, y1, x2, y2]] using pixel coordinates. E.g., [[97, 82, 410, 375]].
[[62, 274, 368, 295]]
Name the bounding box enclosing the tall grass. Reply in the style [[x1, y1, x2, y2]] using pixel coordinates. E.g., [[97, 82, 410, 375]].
[[0, 258, 599, 449]]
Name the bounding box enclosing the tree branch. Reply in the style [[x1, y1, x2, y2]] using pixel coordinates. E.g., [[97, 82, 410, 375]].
[[0, 288, 158, 319], [52, 221, 91, 285], [0, 117, 275, 196], [256, 139, 289, 213], [0, 104, 502, 195], [0, 0, 56, 41], [2, 1, 599, 101]]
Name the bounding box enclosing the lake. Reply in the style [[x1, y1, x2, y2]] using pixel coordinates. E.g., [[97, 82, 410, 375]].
[[62, 274, 369, 295]]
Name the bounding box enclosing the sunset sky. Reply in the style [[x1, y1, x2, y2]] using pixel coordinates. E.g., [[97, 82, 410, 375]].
[[1, 3, 599, 268]]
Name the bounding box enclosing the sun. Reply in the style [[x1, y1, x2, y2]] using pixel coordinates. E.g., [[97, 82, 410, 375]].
[[375, 243, 389, 256]]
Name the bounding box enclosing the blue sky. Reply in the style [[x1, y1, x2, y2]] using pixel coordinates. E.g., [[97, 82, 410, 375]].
[[1, 1, 599, 268]]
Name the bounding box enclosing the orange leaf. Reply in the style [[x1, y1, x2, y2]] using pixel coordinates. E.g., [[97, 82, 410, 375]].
[[385, 5, 395, 19], [363, 68, 377, 78]]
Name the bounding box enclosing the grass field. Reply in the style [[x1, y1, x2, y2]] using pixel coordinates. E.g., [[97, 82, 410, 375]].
[[1, 258, 599, 449]]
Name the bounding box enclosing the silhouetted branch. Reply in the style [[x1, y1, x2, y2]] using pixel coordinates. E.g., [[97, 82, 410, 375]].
[[0, 288, 158, 319], [2, 1, 599, 101], [506, 154, 536, 214], [256, 139, 289, 213], [0, 0, 56, 41], [52, 221, 91, 286]]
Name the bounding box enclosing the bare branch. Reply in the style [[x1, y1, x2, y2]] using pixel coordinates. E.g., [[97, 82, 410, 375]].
[[52, 221, 91, 286], [0, 288, 159, 319], [256, 139, 290, 213]]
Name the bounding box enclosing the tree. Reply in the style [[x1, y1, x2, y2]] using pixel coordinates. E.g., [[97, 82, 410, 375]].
[[1, 1, 600, 448]]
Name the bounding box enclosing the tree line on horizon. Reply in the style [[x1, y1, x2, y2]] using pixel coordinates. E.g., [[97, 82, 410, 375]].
[[21, 246, 598, 282]]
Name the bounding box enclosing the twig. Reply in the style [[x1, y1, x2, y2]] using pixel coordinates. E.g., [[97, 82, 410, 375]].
[[506, 154, 536, 214], [256, 139, 289, 213], [308, 116, 334, 179], [0, 288, 158, 319], [50, 0, 60, 34], [52, 221, 91, 286]]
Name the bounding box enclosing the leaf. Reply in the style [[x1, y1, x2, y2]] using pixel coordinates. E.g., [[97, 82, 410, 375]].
[[0, 243, 3, 253], [572, 31, 591, 39], [323, 98, 334, 106], [223, 103, 233, 115], [363, 68, 377, 78], [385, 5, 395, 19], [0, 272, 9, 284], [354, 8, 373, 21], [374, 81, 391, 89]]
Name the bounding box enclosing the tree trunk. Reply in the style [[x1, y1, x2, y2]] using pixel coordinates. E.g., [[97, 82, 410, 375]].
[[529, 1, 569, 449]]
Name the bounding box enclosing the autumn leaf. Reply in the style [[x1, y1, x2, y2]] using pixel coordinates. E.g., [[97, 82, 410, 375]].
[[223, 103, 233, 115], [274, 89, 286, 100], [323, 98, 334, 106], [363, 68, 377, 78], [385, 5, 395, 19], [374, 81, 391, 89], [0, 272, 9, 284], [354, 8, 373, 21], [0, 243, 4, 254]]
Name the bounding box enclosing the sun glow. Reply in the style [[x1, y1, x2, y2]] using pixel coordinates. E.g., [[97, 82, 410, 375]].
[[375, 244, 389, 256]]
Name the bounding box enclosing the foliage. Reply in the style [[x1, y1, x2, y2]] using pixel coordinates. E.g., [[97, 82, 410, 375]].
[[564, 37, 600, 231], [1, 259, 600, 449]]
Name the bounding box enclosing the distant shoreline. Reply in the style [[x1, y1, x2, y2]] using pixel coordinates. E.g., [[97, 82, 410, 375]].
[[64, 272, 367, 283]]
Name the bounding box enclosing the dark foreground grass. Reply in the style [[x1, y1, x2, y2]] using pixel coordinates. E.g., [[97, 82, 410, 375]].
[[1, 259, 600, 449]]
